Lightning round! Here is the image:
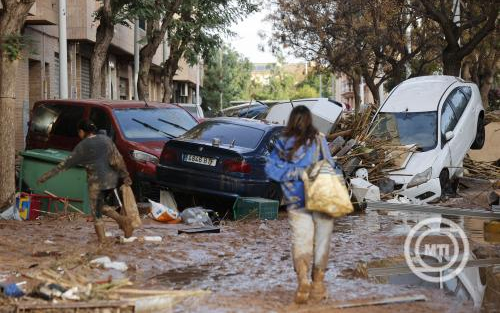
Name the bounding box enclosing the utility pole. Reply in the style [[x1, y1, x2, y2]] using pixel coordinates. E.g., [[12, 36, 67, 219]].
[[359, 77, 365, 106], [405, 0, 412, 78], [58, 0, 68, 98], [219, 48, 223, 111], [331, 74, 335, 99], [453, 0, 461, 77], [196, 56, 200, 106], [133, 20, 139, 100], [319, 73, 322, 98]]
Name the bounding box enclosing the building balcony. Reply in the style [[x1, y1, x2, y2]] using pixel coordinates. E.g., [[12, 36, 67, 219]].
[[25, 0, 58, 25]]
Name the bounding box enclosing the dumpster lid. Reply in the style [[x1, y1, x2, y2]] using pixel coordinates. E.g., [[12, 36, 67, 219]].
[[21, 149, 72, 163]]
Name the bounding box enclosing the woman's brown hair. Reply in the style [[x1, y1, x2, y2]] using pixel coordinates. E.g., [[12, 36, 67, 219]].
[[282, 106, 318, 160]]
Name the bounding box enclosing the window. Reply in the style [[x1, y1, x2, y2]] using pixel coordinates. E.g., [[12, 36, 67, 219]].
[[138, 19, 146, 31], [182, 121, 265, 149], [90, 108, 113, 137], [446, 88, 469, 120], [441, 102, 458, 143], [460, 86, 472, 101], [51, 105, 85, 137]]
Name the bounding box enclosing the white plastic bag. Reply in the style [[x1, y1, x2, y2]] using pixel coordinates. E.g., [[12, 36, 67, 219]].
[[149, 199, 180, 223], [180, 207, 213, 226]]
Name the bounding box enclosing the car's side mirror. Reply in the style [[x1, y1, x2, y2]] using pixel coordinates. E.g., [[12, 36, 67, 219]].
[[445, 131, 454, 141]]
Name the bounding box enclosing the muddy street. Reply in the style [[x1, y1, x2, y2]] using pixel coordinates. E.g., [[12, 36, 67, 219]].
[[1, 207, 498, 312]]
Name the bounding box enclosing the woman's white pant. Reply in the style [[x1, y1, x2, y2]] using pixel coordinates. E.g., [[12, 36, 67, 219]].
[[288, 208, 334, 271]]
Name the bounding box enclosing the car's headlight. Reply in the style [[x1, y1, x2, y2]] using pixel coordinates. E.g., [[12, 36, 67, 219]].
[[407, 167, 432, 188], [131, 150, 159, 164]]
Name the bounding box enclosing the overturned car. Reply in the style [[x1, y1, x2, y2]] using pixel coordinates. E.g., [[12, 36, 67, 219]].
[[371, 76, 485, 202]]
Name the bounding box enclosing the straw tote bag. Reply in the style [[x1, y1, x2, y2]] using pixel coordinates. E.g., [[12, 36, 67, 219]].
[[301, 135, 354, 217]]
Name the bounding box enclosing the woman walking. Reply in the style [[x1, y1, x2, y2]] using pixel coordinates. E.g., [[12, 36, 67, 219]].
[[265, 106, 335, 304], [38, 120, 134, 243]]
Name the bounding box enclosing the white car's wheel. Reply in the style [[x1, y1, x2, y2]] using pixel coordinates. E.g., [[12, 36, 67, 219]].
[[471, 115, 485, 149]]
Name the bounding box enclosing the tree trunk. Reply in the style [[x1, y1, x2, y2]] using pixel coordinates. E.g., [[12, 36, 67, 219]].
[[0, 0, 36, 210], [90, 0, 114, 99], [138, 48, 156, 100], [0, 53, 17, 210], [161, 45, 182, 103], [138, 0, 182, 100], [362, 73, 380, 106], [442, 48, 462, 76], [161, 69, 174, 103], [351, 74, 361, 115]]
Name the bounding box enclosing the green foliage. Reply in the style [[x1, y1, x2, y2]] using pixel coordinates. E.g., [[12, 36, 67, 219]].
[[168, 0, 258, 67], [1, 34, 32, 61], [202, 46, 252, 110]]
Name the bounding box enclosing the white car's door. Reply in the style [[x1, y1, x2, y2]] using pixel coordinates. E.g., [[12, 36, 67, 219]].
[[440, 87, 472, 171]]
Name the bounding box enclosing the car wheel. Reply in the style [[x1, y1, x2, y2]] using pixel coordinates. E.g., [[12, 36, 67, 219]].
[[471, 115, 485, 149], [439, 169, 450, 200]]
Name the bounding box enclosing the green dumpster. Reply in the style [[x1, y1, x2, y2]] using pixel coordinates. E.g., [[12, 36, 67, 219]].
[[19, 149, 90, 214]]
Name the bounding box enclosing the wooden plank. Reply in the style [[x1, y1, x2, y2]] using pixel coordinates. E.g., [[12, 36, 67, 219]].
[[367, 201, 500, 219], [16, 300, 132, 310], [368, 258, 500, 277], [334, 294, 427, 309], [295, 294, 426, 312]]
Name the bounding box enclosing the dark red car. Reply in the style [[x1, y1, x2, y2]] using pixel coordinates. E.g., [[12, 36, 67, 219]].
[[26, 99, 199, 200]]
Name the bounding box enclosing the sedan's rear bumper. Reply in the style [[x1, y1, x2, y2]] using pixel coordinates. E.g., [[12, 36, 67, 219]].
[[157, 165, 271, 199]]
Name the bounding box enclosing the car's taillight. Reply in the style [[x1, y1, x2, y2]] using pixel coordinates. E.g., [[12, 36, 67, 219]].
[[223, 159, 251, 173], [160, 147, 178, 163]]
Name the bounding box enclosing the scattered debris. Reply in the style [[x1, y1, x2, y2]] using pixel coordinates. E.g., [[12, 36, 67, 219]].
[[150, 199, 181, 223], [32, 251, 62, 257], [0, 205, 21, 221], [351, 178, 381, 202], [90, 256, 128, 272], [0, 282, 25, 297], [178, 226, 221, 234], [143, 236, 163, 242], [181, 207, 213, 226], [464, 156, 500, 180]]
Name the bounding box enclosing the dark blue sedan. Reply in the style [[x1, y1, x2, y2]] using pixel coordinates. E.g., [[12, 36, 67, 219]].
[[156, 117, 283, 202]]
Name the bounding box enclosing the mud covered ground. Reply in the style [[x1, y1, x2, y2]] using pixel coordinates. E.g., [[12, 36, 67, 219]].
[[1, 197, 499, 313]]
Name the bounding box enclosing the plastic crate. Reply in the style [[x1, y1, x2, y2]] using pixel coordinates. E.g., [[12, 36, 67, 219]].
[[232, 197, 278, 220]]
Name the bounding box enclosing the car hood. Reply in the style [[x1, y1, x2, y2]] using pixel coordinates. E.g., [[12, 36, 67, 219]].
[[388, 148, 439, 177]]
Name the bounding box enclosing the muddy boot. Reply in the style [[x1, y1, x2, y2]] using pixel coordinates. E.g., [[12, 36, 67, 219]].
[[289, 209, 314, 304], [101, 206, 134, 238], [94, 221, 106, 244], [309, 268, 327, 302], [294, 256, 312, 304]]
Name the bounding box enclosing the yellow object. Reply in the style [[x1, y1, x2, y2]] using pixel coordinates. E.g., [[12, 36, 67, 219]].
[[302, 136, 354, 217], [17, 194, 31, 220], [120, 185, 142, 229], [485, 221, 500, 234]]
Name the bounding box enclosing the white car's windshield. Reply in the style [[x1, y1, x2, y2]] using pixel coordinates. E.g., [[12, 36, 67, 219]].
[[371, 111, 438, 151]]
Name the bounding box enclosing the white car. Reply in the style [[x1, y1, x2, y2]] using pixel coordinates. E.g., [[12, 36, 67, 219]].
[[371, 76, 485, 202]]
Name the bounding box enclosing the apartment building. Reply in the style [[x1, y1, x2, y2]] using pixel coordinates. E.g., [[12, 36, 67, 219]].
[[12, 0, 202, 152]]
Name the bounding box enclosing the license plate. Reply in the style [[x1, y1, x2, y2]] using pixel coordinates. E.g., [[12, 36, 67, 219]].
[[184, 154, 217, 166]]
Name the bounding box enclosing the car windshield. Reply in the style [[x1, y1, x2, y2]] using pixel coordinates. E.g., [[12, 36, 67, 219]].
[[114, 108, 198, 141], [182, 106, 199, 117], [181, 121, 265, 149], [371, 111, 438, 151]]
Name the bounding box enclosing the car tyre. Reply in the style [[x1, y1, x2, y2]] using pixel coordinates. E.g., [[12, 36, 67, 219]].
[[439, 169, 450, 200], [471, 115, 485, 149]]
